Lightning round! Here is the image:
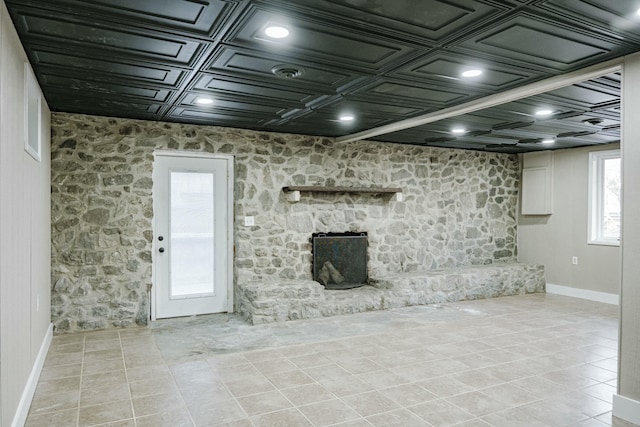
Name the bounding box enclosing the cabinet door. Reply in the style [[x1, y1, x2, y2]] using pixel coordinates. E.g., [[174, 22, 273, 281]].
[[522, 167, 552, 215]]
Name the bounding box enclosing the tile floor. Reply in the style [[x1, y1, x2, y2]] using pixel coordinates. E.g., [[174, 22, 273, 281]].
[[26, 294, 638, 427]]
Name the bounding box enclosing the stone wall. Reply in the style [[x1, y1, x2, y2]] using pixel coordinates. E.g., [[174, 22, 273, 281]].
[[51, 113, 520, 332]]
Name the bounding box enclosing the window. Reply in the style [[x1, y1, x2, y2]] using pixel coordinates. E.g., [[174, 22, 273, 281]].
[[24, 63, 42, 162], [588, 149, 621, 245]]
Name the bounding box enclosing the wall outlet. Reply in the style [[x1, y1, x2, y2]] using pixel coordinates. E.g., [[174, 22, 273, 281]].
[[572, 256, 578, 265], [244, 216, 255, 227]]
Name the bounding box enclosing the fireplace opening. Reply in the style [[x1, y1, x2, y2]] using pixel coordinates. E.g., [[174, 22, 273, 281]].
[[312, 232, 367, 290]]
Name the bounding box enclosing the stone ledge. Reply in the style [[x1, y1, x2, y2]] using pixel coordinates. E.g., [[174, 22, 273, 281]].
[[236, 263, 545, 325]]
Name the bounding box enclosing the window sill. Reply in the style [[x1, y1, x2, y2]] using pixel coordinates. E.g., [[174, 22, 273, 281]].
[[588, 240, 620, 247]]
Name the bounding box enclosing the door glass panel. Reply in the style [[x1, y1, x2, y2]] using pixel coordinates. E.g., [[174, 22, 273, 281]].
[[170, 171, 215, 297]]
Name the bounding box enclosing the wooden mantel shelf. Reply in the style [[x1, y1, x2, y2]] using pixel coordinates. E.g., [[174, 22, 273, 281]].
[[282, 186, 403, 203], [282, 186, 402, 194]]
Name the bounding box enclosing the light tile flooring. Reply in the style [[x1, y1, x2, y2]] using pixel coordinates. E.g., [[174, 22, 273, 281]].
[[26, 294, 638, 427]]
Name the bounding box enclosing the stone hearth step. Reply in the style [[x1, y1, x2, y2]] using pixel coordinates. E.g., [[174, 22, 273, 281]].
[[236, 263, 545, 325]]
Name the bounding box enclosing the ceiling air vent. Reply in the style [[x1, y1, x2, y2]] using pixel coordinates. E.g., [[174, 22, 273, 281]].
[[582, 118, 604, 126], [271, 64, 305, 79]]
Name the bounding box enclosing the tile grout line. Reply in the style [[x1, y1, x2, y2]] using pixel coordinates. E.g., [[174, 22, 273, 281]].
[[118, 330, 138, 427], [213, 366, 258, 426], [165, 356, 199, 426], [76, 333, 86, 427], [242, 354, 313, 425]]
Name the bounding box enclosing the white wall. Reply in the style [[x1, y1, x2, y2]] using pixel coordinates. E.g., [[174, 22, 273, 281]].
[[517, 145, 621, 297], [0, 1, 52, 425], [613, 52, 640, 423]]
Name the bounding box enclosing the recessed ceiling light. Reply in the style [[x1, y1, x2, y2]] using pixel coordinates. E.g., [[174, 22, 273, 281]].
[[339, 114, 354, 122], [451, 128, 466, 135], [461, 69, 483, 78], [535, 109, 553, 116], [637, 7, 640, 16], [541, 138, 555, 144], [195, 97, 214, 105], [265, 25, 290, 39]]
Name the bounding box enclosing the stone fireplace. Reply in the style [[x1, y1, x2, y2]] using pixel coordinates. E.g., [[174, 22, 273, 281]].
[[50, 112, 526, 331], [312, 232, 367, 290]]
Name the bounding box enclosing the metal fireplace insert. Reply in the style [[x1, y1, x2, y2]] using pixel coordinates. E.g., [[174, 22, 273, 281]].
[[311, 232, 367, 290]]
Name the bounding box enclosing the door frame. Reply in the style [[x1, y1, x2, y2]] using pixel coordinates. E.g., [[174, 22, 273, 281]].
[[150, 150, 234, 321]]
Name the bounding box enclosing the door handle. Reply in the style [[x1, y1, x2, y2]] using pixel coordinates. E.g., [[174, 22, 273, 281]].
[[158, 247, 165, 253]]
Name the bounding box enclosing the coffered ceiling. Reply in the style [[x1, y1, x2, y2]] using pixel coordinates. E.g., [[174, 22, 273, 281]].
[[5, 0, 639, 153]]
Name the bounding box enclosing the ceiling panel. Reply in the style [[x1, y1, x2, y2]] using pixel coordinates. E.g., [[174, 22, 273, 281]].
[[40, 75, 172, 103], [11, 0, 241, 38], [29, 48, 188, 87], [177, 95, 289, 116], [372, 72, 621, 153], [539, 1, 640, 42], [5, 0, 640, 153], [226, 5, 423, 73], [204, 46, 366, 96], [265, 110, 390, 137], [167, 104, 278, 127], [314, 98, 423, 118], [60, 0, 238, 37], [167, 111, 260, 127], [11, 11, 205, 65], [45, 87, 165, 120], [357, 79, 475, 107], [454, 13, 624, 71], [291, 0, 511, 43], [191, 74, 322, 106], [544, 84, 619, 106], [393, 51, 543, 91]]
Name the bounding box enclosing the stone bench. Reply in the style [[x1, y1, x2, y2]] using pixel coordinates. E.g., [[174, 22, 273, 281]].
[[236, 263, 545, 325]]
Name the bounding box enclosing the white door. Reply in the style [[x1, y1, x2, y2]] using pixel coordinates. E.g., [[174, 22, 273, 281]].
[[153, 152, 233, 319]]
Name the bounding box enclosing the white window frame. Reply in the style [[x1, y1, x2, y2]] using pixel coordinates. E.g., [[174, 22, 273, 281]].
[[588, 149, 621, 246], [24, 62, 42, 162]]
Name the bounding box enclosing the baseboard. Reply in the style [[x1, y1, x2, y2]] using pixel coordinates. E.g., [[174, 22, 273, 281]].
[[12, 323, 53, 427], [613, 394, 640, 425], [546, 283, 619, 305]]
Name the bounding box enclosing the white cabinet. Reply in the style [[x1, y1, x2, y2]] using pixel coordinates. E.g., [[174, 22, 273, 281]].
[[521, 151, 553, 215]]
